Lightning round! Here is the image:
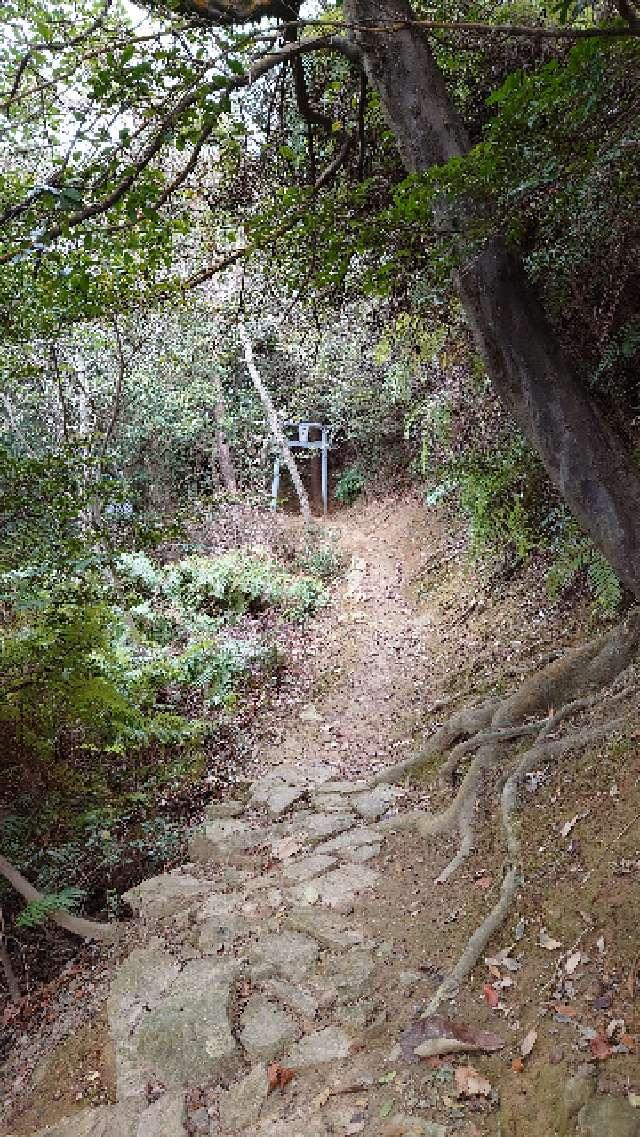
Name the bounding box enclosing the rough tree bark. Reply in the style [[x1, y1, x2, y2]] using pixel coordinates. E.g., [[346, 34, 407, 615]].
[[345, 0, 640, 597], [238, 319, 312, 525], [212, 392, 238, 493]]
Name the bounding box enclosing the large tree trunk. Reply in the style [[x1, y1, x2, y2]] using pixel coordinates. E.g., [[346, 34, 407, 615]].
[[346, 0, 640, 597]]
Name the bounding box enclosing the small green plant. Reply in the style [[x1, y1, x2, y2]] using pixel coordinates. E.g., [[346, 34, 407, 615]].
[[335, 465, 366, 505], [448, 437, 545, 561], [16, 887, 87, 928], [547, 516, 622, 613]]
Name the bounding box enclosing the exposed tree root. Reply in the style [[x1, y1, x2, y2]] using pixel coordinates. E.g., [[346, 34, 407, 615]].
[[0, 855, 124, 943], [376, 610, 640, 1016]]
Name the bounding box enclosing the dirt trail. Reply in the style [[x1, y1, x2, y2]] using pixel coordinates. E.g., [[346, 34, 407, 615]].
[[259, 496, 446, 779], [4, 495, 639, 1137]]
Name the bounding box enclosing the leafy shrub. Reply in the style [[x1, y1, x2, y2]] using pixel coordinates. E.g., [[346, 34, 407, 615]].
[[335, 465, 366, 505], [449, 437, 546, 561], [297, 537, 344, 582], [547, 515, 622, 613], [163, 552, 326, 620]]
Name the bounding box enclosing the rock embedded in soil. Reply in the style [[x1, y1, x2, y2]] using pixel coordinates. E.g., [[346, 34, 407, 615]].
[[296, 863, 378, 908], [264, 977, 319, 1018], [577, 1097, 640, 1137], [284, 1026, 351, 1067], [314, 826, 382, 856], [284, 906, 364, 949], [137, 1091, 188, 1136], [239, 997, 298, 1059], [32, 1101, 141, 1137], [311, 792, 351, 812], [248, 930, 320, 979], [342, 843, 381, 863], [351, 785, 404, 821], [282, 853, 338, 882], [320, 780, 371, 794], [132, 960, 238, 1088], [249, 781, 308, 816], [218, 1065, 268, 1132], [188, 818, 256, 862], [325, 947, 375, 993], [107, 946, 183, 1098], [122, 873, 209, 922], [286, 811, 356, 842], [380, 1117, 448, 1137]]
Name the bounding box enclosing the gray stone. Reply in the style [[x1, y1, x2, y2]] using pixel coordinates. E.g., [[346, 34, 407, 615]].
[[185, 1107, 210, 1137], [286, 812, 355, 843], [206, 799, 247, 818], [33, 1103, 140, 1137], [264, 977, 318, 1019], [282, 854, 338, 883], [188, 818, 256, 862], [314, 827, 381, 856], [133, 960, 238, 1087], [108, 947, 183, 1098], [334, 998, 375, 1030], [311, 793, 351, 812], [284, 906, 363, 949], [248, 931, 319, 979], [577, 1098, 640, 1137], [284, 1026, 350, 1067], [218, 1066, 268, 1132], [250, 781, 308, 816], [381, 1118, 447, 1137], [198, 912, 247, 951], [327, 948, 374, 992], [137, 1092, 187, 1136], [351, 785, 404, 821], [296, 863, 378, 908], [560, 1068, 596, 1135], [239, 997, 298, 1059], [319, 780, 371, 794], [342, 843, 380, 863], [123, 874, 208, 922]]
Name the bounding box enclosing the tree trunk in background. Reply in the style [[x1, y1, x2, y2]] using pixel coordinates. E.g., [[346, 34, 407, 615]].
[[238, 320, 312, 526], [346, 0, 640, 598], [212, 394, 238, 493]]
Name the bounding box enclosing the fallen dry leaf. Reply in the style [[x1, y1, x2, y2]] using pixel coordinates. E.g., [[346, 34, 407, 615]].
[[483, 983, 499, 1009], [267, 1062, 295, 1093], [402, 1015, 504, 1062], [511, 1057, 525, 1073], [474, 876, 492, 891], [565, 951, 582, 975], [520, 1028, 538, 1058], [538, 928, 563, 950], [589, 1034, 612, 1061], [454, 1065, 492, 1098]]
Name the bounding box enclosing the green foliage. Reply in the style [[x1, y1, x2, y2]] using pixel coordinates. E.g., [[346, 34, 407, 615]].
[[449, 437, 546, 561], [16, 887, 87, 929], [547, 515, 622, 613], [335, 465, 366, 505], [296, 536, 344, 583], [163, 552, 326, 620]]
